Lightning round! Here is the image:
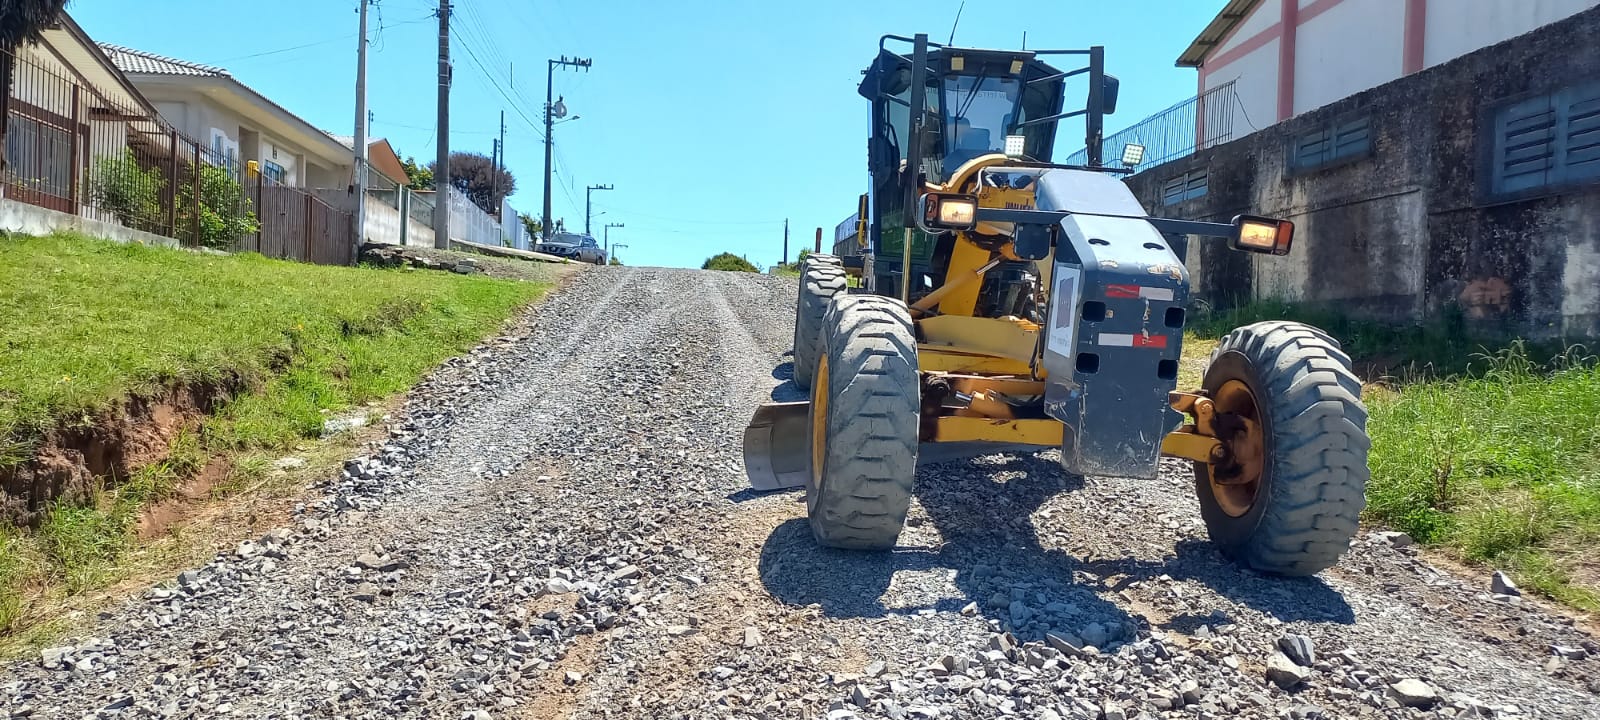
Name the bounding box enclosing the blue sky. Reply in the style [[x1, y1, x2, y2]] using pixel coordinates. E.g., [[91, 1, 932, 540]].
[[69, 0, 1219, 269]]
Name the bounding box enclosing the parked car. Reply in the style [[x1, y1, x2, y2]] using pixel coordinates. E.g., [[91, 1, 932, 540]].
[[536, 232, 607, 264], [574, 236, 607, 265]]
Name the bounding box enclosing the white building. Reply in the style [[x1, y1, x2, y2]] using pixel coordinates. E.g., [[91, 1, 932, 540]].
[[1181, 0, 1600, 129], [99, 45, 352, 189]]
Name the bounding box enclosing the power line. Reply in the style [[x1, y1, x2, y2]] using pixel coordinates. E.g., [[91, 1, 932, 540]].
[[209, 14, 431, 63], [449, 27, 547, 141], [589, 203, 783, 227]]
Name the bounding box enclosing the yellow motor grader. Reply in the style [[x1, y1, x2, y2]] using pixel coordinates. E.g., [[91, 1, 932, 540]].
[[745, 34, 1368, 576]]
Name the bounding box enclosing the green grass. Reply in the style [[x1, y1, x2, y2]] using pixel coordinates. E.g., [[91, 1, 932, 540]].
[[1365, 345, 1600, 609], [1187, 303, 1599, 611], [1190, 300, 1498, 377], [0, 231, 548, 636]]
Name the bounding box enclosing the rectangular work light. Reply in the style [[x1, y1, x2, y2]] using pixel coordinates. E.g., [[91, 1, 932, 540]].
[[1004, 135, 1027, 158], [1229, 215, 1295, 256], [917, 192, 978, 232]]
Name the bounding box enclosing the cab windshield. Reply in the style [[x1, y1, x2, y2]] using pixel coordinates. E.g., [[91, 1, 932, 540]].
[[942, 74, 1021, 169]]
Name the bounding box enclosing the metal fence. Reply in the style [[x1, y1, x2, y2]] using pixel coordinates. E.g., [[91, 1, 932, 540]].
[[2, 48, 353, 264], [1065, 80, 1238, 170]]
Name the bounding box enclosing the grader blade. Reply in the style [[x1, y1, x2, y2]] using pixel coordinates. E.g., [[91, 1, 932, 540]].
[[743, 401, 810, 491]]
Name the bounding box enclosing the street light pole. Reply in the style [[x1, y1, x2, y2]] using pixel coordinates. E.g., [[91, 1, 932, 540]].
[[543, 56, 592, 241], [585, 184, 613, 235], [604, 221, 624, 255]]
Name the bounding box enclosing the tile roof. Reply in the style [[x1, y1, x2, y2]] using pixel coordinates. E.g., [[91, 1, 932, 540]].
[[97, 43, 229, 77]]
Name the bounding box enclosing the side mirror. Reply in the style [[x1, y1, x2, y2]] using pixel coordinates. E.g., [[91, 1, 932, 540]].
[[916, 192, 977, 233], [1229, 215, 1294, 256], [881, 65, 912, 96], [1102, 75, 1120, 115]]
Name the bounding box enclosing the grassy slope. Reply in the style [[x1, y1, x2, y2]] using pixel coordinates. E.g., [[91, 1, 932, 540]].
[[1189, 306, 1599, 610], [0, 232, 549, 635]]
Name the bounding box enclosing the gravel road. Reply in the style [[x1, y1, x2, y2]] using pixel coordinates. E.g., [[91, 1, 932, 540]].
[[4, 267, 1597, 719]]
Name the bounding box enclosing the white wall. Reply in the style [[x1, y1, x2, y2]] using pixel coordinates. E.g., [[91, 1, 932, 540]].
[[1424, 0, 1598, 68], [134, 83, 346, 188], [1213, 0, 1281, 58], [1204, 37, 1280, 137], [1294, 0, 1405, 115], [1197, 0, 1597, 132]]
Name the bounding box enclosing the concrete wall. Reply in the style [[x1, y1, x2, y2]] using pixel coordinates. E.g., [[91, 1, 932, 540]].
[[1129, 6, 1600, 339], [313, 188, 435, 248], [2, 196, 179, 248]]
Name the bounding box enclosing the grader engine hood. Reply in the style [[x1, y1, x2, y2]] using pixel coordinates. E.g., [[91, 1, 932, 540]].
[[1032, 171, 1189, 480]]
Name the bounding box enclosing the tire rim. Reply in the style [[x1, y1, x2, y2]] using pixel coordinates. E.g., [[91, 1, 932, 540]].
[[1208, 379, 1265, 517], [810, 355, 830, 490]]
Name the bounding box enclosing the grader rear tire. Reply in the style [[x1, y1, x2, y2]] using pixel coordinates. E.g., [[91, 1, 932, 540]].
[[806, 295, 919, 550], [792, 261, 848, 391], [1194, 321, 1369, 576]]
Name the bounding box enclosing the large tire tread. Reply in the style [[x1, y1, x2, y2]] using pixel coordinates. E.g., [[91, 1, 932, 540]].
[[808, 295, 918, 550], [1198, 321, 1369, 576], [792, 263, 849, 390]]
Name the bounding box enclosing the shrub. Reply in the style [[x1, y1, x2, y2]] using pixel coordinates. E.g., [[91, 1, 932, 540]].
[[178, 163, 261, 249], [702, 252, 758, 272], [90, 149, 164, 231]]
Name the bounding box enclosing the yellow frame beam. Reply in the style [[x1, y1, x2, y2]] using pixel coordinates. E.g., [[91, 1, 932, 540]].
[[918, 347, 1039, 376], [931, 416, 1062, 446]]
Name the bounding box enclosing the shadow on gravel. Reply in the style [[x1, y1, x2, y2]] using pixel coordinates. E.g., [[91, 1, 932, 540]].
[[767, 369, 808, 402], [757, 451, 1353, 643]]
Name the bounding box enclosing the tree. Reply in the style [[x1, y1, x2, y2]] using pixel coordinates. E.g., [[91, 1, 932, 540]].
[[702, 252, 758, 273], [519, 213, 567, 240], [400, 156, 433, 190], [1, 1, 70, 178], [428, 151, 513, 216]]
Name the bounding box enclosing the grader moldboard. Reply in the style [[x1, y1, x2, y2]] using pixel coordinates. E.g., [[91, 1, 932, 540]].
[[745, 35, 1368, 576]]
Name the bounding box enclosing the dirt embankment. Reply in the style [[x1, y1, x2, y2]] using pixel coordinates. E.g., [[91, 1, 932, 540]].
[[0, 378, 240, 527]]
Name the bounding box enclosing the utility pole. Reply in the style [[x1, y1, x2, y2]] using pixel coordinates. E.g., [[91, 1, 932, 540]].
[[604, 221, 623, 255], [433, 0, 451, 249], [543, 56, 591, 241], [585, 183, 613, 235], [353, 0, 370, 247], [496, 110, 505, 216], [782, 218, 789, 266], [489, 138, 499, 216]]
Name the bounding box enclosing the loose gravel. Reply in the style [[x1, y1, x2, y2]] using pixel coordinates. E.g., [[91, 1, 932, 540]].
[[4, 266, 1597, 719]]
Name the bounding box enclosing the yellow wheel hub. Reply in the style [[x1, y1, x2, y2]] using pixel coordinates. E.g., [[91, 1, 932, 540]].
[[1207, 379, 1265, 517], [809, 355, 830, 491]]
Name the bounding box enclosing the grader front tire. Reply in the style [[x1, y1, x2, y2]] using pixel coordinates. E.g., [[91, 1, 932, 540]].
[[1194, 321, 1369, 576], [792, 261, 848, 391], [806, 295, 919, 550]]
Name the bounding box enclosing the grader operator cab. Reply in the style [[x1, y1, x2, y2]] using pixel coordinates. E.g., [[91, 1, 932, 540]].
[[745, 35, 1368, 576]]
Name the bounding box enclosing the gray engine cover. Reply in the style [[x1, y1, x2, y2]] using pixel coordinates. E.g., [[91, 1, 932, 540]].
[[1034, 170, 1189, 480]]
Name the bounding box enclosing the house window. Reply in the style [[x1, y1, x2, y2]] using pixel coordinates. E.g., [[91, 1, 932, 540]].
[[262, 160, 286, 183], [3, 111, 74, 211], [1161, 170, 1208, 205], [1290, 116, 1371, 171], [1489, 81, 1600, 196]]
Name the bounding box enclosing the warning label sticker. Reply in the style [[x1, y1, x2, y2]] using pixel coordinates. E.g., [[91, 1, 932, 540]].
[[1046, 268, 1081, 359]]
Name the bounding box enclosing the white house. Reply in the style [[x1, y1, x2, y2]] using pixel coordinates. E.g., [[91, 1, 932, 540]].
[[2, 14, 155, 217], [99, 44, 352, 189], [1181, 0, 1600, 129]]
